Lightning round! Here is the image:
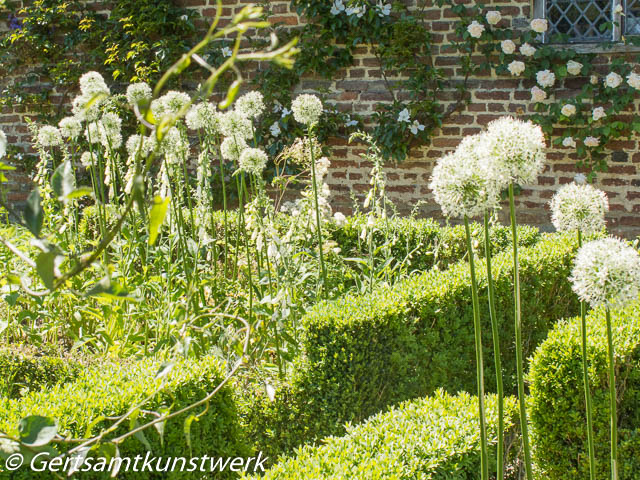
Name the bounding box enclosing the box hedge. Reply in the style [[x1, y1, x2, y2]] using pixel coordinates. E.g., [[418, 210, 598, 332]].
[[242, 233, 580, 459], [0, 356, 250, 479], [529, 301, 640, 479], [246, 391, 518, 480]]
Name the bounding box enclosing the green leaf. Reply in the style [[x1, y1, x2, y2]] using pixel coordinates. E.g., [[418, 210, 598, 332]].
[[183, 414, 198, 456], [23, 189, 43, 238], [66, 186, 93, 200], [51, 160, 75, 200], [148, 196, 170, 245], [18, 416, 57, 447], [86, 276, 140, 302], [36, 249, 61, 291]]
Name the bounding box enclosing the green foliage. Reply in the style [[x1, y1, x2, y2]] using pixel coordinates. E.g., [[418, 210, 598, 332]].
[[241, 233, 580, 458], [0, 356, 249, 479], [247, 391, 518, 480], [529, 301, 640, 479]]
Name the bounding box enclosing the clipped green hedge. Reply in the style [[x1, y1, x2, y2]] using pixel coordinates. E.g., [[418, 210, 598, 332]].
[[529, 301, 640, 479], [0, 347, 83, 399], [246, 391, 517, 480], [0, 356, 249, 479], [243, 233, 580, 458]]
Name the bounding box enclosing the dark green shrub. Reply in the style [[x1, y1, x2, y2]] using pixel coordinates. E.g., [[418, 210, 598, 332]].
[[0, 356, 249, 479], [0, 346, 83, 399], [242, 233, 580, 458], [529, 301, 640, 479], [246, 391, 517, 480]]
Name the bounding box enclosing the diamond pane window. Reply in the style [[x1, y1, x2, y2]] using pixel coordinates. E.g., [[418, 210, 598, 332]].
[[627, 0, 640, 35], [546, 0, 613, 42]]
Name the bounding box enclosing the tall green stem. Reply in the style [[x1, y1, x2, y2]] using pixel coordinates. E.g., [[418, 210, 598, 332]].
[[484, 212, 504, 480], [605, 307, 618, 480], [578, 230, 597, 480], [307, 130, 327, 299], [508, 184, 533, 480], [464, 216, 488, 480]]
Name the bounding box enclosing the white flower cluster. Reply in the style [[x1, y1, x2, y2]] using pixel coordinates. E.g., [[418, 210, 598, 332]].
[[570, 237, 640, 308], [72, 71, 110, 122], [80, 151, 98, 168], [550, 182, 609, 234], [186, 102, 219, 132], [85, 112, 123, 149], [219, 110, 253, 140], [37, 125, 63, 147], [126, 83, 153, 108], [160, 126, 189, 164], [221, 137, 248, 161], [235, 91, 265, 119], [58, 117, 82, 140], [291, 94, 323, 126], [151, 91, 191, 121], [239, 148, 268, 176]]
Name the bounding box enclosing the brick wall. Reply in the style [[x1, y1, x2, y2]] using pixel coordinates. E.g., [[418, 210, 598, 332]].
[[3, 0, 640, 237]]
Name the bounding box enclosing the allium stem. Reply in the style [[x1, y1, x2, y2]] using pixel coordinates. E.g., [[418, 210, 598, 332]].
[[217, 141, 230, 277], [307, 129, 328, 299], [464, 216, 488, 480], [508, 183, 533, 480], [578, 230, 597, 480], [484, 212, 504, 480], [605, 307, 618, 480]]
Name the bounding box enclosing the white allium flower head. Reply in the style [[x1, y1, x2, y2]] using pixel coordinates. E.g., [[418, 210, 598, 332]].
[[627, 72, 640, 90], [429, 134, 502, 219], [186, 102, 219, 132], [220, 136, 248, 161], [79, 71, 110, 97], [0, 130, 6, 158], [567, 60, 583, 75], [71, 94, 102, 122], [592, 107, 606, 121], [550, 182, 609, 235], [160, 127, 189, 162], [501, 39, 516, 55], [126, 134, 155, 157], [520, 43, 536, 57], [531, 86, 547, 102], [219, 110, 253, 140], [486, 11, 501, 25], [508, 60, 526, 76], [561, 104, 576, 117], [530, 18, 548, 33], [485, 116, 546, 186], [235, 91, 265, 119], [467, 20, 485, 38], [37, 126, 63, 147], [58, 117, 82, 140], [80, 151, 98, 168], [126, 83, 152, 107], [605, 72, 623, 89], [238, 147, 268, 176], [292, 94, 323, 126], [151, 91, 191, 120], [570, 237, 640, 308], [536, 69, 556, 88]]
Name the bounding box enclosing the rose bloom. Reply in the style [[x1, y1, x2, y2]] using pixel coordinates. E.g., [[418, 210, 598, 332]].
[[536, 69, 556, 88], [486, 10, 501, 25], [567, 60, 583, 75], [467, 20, 485, 38], [605, 72, 623, 88], [508, 60, 526, 76], [562, 137, 577, 148], [590, 75, 599, 85], [520, 43, 536, 57], [561, 104, 576, 117], [531, 18, 548, 33], [584, 136, 600, 147], [501, 39, 516, 54], [628, 72, 640, 90], [592, 107, 606, 121], [531, 86, 547, 102]]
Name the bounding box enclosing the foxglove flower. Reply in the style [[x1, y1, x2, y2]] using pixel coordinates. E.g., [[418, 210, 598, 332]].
[[550, 182, 609, 235]]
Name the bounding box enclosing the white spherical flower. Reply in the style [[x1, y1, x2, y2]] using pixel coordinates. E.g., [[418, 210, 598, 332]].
[[99, 112, 123, 149], [531, 86, 547, 102], [467, 20, 485, 38], [333, 211, 347, 226], [151, 91, 191, 120], [485, 116, 546, 186], [570, 237, 640, 308], [536, 70, 556, 88], [58, 117, 82, 140], [592, 107, 606, 122], [219, 110, 253, 140], [530, 18, 548, 33], [508, 60, 526, 76], [220, 136, 248, 161], [501, 39, 516, 55], [550, 182, 609, 235], [561, 104, 576, 117], [605, 72, 623, 89], [186, 102, 219, 132], [0, 130, 6, 158], [126, 83, 152, 107], [486, 11, 501, 25], [627, 72, 640, 90], [235, 91, 265, 119], [291, 94, 323, 126], [79, 71, 110, 97], [80, 151, 98, 168], [126, 134, 155, 157], [37, 126, 63, 147], [562, 137, 577, 148], [567, 60, 583, 75], [584, 136, 600, 147], [520, 43, 537, 57], [429, 134, 502, 219], [238, 147, 268, 176], [71, 94, 102, 122]]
